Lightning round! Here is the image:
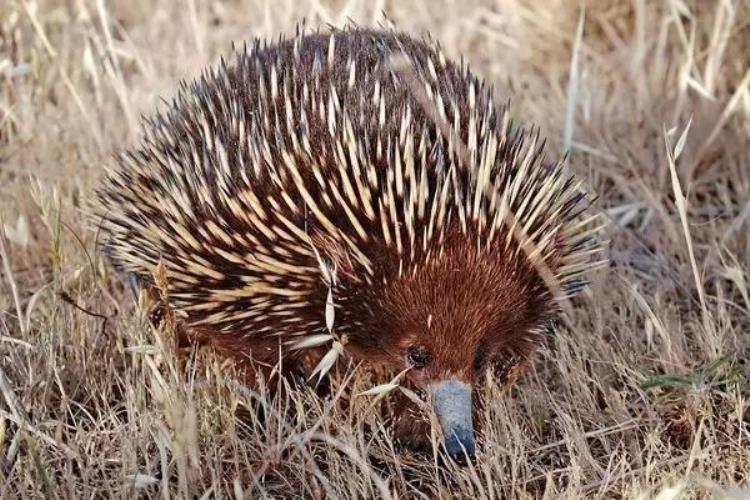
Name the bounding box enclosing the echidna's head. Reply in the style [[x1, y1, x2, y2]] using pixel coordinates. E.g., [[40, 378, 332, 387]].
[[333, 230, 559, 463]]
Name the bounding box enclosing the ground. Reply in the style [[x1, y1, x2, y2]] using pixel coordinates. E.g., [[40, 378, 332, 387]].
[[1, 0, 749, 498]]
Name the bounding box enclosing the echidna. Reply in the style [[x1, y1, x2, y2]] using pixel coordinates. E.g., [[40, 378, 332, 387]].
[[96, 26, 603, 464]]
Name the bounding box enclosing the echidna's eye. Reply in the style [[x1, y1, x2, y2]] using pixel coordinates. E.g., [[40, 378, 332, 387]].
[[407, 346, 432, 369], [473, 345, 487, 371]]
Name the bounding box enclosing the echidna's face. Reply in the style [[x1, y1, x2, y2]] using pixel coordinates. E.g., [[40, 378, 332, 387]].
[[344, 235, 554, 463]]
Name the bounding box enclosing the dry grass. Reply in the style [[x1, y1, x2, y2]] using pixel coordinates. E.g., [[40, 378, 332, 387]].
[[1, 0, 749, 498]]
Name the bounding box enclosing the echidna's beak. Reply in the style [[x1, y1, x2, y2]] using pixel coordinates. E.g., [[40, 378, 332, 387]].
[[429, 378, 476, 465]]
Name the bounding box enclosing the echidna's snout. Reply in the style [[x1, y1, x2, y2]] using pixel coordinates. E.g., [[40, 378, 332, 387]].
[[429, 378, 476, 465]]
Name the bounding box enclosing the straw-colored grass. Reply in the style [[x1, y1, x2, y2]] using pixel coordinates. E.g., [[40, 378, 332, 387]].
[[1, 1, 749, 498]]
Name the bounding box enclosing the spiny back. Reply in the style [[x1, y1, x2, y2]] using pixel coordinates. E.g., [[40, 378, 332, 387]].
[[96, 27, 601, 341]]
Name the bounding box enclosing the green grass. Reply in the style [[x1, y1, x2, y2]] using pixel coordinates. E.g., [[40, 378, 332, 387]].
[[1, 0, 749, 497]]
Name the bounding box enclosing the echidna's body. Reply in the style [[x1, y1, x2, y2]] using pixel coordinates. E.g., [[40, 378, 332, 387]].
[[97, 27, 602, 462]]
